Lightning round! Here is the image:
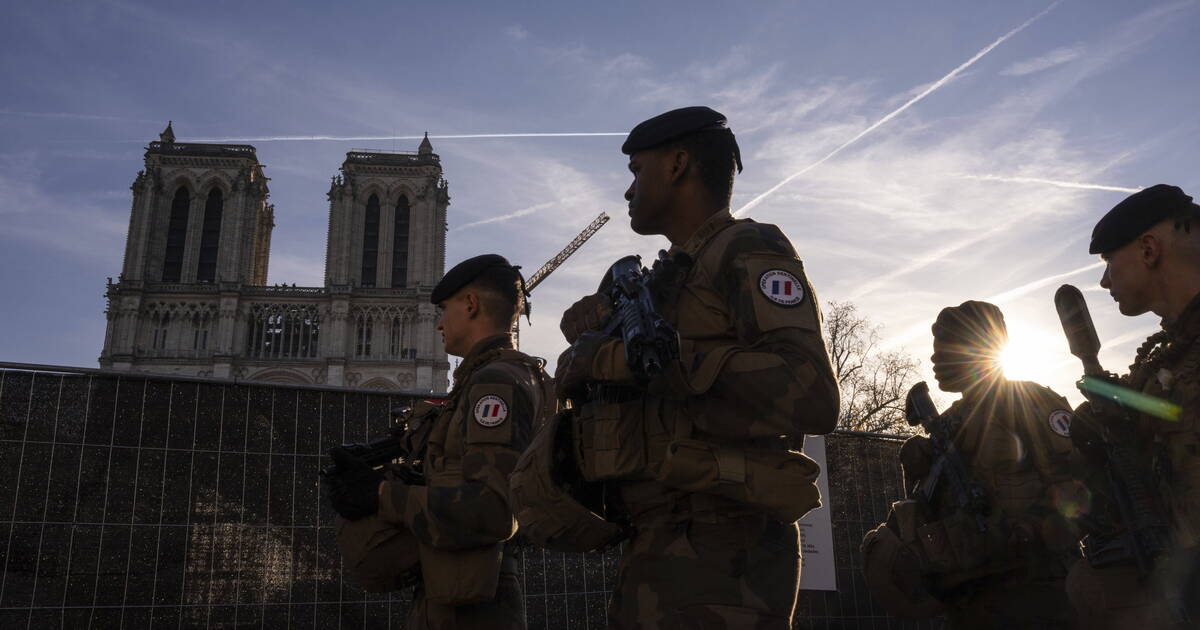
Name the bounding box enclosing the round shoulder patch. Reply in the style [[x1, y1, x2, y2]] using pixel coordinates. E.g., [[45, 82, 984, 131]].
[[473, 395, 508, 427], [1048, 409, 1072, 437], [758, 269, 805, 306]]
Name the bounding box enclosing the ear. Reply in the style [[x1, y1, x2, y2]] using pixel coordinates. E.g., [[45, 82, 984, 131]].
[[463, 292, 481, 319], [1141, 232, 1164, 268], [666, 147, 690, 186]]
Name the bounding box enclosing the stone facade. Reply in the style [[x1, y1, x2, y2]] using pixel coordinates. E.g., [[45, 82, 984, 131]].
[[100, 124, 450, 392]]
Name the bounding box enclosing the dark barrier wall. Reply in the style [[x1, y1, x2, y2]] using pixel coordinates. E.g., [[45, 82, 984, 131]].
[[0, 367, 935, 629]]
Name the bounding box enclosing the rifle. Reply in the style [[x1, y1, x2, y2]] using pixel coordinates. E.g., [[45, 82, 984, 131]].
[[320, 400, 444, 485], [1054, 284, 1170, 579], [904, 381, 989, 533], [601, 253, 681, 382]]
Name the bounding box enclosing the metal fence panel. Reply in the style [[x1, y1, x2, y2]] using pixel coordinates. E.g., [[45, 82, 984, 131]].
[[0, 367, 939, 629]]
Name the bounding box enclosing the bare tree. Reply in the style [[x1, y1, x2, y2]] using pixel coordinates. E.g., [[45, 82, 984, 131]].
[[824, 301, 920, 434]]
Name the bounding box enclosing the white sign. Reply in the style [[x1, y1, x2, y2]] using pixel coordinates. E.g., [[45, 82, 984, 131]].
[[798, 435, 836, 591]]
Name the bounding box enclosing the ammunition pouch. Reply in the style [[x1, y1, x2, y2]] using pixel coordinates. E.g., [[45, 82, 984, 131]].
[[510, 409, 627, 552], [573, 395, 649, 481], [861, 521, 945, 619], [1080, 534, 1137, 568], [888, 499, 994, 576], [656, 438, 822, 523], [915, 510, 991, 574], [334, 515, 420, 593], [417, 541, 504, 605]]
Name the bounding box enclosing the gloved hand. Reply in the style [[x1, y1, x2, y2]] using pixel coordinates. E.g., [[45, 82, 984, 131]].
[[560, 293, 612, 344], [323, 448, 384, 520], [555, 331, 631, 399]]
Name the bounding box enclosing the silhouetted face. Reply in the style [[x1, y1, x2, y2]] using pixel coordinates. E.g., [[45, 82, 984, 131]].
[[435, 293, 470, 358], [1099, 239, 1152, 316], [930, 336, 999, 393], [624, 149, 671, 236]]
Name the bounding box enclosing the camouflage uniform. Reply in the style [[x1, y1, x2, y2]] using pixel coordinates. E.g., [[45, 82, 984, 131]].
[[574, 211, 840, 629], [1066, 294, 1200, 629], [898, 379, 1078, 629], [338, 333, 551, 630]]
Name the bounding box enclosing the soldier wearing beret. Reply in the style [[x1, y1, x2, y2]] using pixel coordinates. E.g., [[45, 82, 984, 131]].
[[1065, 185, 1200, 628], [862, 301, 1079, 628], [326, 254, 553, 630], [533, 106, 840, 628]]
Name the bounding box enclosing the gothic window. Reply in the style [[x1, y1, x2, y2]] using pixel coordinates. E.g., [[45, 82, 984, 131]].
[[355, 317, 373, 358], [197, 188, 223, 283], [391, 196, 410, 288], [361, 194, 380, 287], [152, 312, 170, 352], [192, 312, 209, 352], [162, 187, 190, 282], [389, 316, 403, 357], [245, 305, 320, 359]]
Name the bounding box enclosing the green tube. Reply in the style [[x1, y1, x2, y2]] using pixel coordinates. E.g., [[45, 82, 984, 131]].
[[1080, 376, 1182, 422]]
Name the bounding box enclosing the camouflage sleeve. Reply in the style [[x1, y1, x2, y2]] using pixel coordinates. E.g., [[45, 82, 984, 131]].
[[667, 222, 840, 438], [1012, 385, 1080, 552], [386, 365, 537, 550]]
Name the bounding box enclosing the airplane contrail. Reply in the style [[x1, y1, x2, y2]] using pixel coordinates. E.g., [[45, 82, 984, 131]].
[[985, 261, 1105, 303], [733, 0, 1061, 217], [452, 201, 558, 231], [452, 189, 606, 231], [958, 174, 1141, 193], [878, 259, 1103, 351], [183, 132, 626, 143], [0, 109, 159, 124]]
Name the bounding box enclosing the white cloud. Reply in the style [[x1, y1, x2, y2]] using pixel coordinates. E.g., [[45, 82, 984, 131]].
[[1000, 44, 1085, 76], [735, 0, 1062, 217], [505, 24, 528, 41]]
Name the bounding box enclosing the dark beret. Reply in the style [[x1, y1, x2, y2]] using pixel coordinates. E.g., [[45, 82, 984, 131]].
[[932, 300, 1007, 348], [1090, 184, 1197, 255], [430, 254, 520, 304], [622, 106, 743, 172]]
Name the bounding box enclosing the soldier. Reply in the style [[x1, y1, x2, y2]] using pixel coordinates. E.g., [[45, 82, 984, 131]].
[[535, 106, 840, 628], [862, 301, 1079, 628], [1065, 184, 1200, 628], [324, 254, 553, 630]]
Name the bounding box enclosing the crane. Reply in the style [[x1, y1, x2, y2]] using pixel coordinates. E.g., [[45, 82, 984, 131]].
[[525, 212, 610, 292], [512, 212, 610, 348]]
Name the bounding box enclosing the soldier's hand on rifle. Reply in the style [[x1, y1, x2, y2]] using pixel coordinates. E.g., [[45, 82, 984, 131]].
[[323, 448, 384, 520], [554, 331, 632, 399], [560, 293, 612, 344]]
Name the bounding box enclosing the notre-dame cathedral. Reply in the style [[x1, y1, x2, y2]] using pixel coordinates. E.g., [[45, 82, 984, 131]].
[[99, 123, 450, 391]]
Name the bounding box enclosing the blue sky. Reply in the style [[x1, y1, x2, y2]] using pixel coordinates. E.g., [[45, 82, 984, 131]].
[[1, 0, 1197, 404]]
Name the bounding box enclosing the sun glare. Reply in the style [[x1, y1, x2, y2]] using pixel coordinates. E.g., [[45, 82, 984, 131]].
[[1000, 323, 1061, 383]]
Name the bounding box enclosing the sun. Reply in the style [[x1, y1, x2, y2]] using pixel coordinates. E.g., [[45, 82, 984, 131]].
[[999, 322, 1062, 383]]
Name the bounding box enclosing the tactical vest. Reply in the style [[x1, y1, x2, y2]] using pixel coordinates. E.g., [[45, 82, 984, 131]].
[[890, 380, 1074, 588], [1127, 309, 1200, 549], [416, 345, 552, 604], [571, 214, 823, 525]]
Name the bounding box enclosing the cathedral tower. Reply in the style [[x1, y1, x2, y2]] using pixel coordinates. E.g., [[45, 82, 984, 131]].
[[100, 126, 449, 392], [324, 133, 448, 288]]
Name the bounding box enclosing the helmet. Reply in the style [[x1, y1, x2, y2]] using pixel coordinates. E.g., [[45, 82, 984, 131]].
[[510, 409, 627, 552], [335, 516, 420, 592], [861, 522, 945, 618]]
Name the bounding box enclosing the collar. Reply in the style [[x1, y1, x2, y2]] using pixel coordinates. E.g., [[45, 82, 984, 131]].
[[1164, 291, 1200, 343], [668, 210, 737, 259], [452, 333, 515, 385]]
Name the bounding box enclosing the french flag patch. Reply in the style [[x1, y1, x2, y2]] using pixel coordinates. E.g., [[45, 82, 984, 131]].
[[473, 395, 509, 427], [758, 269, 805, 306]]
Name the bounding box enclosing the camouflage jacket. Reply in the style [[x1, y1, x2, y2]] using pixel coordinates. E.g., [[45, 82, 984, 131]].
[[384, 333, 551, 550], [576, 210, 840, 521], [657, 210, 840, 441], [907, 379, 1078, 566], [1124, 292, 1200, 549]]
